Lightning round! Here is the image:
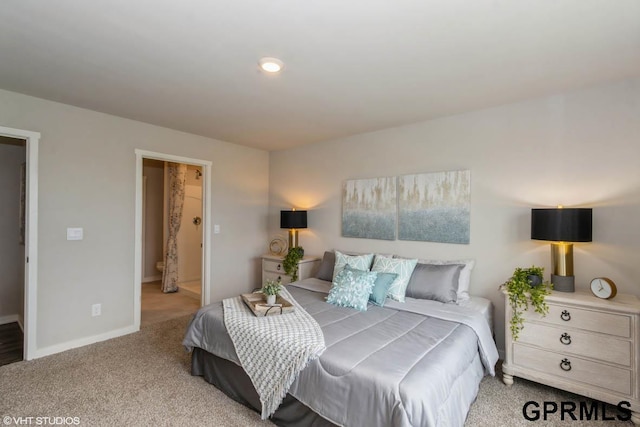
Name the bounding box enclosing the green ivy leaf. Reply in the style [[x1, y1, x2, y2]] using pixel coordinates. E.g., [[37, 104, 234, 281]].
[[283, 246, 304, 282], [503, 266, 552, 340]]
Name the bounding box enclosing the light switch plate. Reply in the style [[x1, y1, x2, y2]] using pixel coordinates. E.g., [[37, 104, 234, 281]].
[[67, 227, 83, 240], [214, 224, 220, 234]]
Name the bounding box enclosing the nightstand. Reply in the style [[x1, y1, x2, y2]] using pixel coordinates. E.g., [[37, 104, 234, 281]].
[[261, 254, 321, 285], [503, 290, 640, 424]]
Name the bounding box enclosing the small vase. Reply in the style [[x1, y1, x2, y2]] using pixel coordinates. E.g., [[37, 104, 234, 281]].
[[266, 294, 276, 305], [528, 275, 542, 287]]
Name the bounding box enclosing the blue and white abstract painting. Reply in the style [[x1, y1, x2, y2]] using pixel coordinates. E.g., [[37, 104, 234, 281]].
[[342, 177, 396, 240], [398, 170, 470, 244]]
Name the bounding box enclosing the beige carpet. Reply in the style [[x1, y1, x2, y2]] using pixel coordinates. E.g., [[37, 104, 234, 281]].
[[0, 315, 632, 426], [467, 363, 632, 426], [0, 316, 266, 427]]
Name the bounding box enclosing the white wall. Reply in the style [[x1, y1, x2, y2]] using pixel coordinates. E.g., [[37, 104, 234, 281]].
[[0, 89, 269, 352], [269, 77, 640, 354], [0, 138, 26, 324]]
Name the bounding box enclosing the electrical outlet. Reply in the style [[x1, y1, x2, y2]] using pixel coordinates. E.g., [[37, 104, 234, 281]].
[[91, 303, 101, 317]]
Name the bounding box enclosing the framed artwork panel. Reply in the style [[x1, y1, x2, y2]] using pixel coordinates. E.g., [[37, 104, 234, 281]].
[[342, 177, 396, 241], [398, 170, 470, 244]]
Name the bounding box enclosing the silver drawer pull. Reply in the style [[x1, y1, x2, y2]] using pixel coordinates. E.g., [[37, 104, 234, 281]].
[[560, 333, 572, 345], [560, 358, 572, 371], [277, 264, 281, 271], [560, 310, 571, 321]]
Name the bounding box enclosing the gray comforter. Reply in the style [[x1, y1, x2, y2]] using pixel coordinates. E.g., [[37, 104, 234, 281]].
[[183, 278, 499, 427]]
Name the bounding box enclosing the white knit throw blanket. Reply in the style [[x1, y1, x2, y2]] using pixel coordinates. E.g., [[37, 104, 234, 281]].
[[223, 288, 325, 419]]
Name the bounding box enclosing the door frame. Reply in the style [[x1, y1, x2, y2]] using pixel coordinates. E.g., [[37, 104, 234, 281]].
[[0, 125, 40, 361], [133, 149, 212, 329]]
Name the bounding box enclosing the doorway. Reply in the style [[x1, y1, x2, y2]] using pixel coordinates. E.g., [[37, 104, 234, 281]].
[[133, 150, 212, 330], [0, 136, 26, 366], [140, 160, 202, 326], [0, 126, 39, 361]]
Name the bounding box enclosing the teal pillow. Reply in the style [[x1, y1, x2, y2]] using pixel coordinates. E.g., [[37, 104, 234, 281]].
[[327, 265, 377, 311], [371, 255, 418, 302], [332, 250, 374, 280], [369, 271, 398, 307]]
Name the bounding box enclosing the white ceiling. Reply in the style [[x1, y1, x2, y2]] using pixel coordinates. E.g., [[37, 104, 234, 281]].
[[1, 1, 639, 151]]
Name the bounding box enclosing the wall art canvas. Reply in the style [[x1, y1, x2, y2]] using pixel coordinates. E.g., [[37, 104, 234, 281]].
[[398, 170, 470, 244], [342, 177, 396, 240]]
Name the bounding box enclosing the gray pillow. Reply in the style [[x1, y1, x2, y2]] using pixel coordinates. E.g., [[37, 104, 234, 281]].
[[315, 251, 336, 281], [405, 263, 464, 303]]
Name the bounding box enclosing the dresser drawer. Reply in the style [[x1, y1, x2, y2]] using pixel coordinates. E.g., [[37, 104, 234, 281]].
[[523, 304, 631, 338], [263, 270, 292, 285], [513, 344, 632, 396], [518, 322, 631, 366], [263, 259, 286, 274]]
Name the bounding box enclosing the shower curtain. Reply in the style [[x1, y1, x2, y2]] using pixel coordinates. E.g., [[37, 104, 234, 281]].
[[162, 162, 187, 293]]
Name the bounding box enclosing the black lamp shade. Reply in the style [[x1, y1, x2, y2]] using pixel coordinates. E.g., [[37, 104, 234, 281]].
[[281, 210, 307, 229], [531, 208, 592, 242]]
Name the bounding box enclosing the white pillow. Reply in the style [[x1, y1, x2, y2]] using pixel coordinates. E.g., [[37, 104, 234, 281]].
[[371, 255, 418, 302], [332, 250, 374, 280], [417, 259, 475, 301]]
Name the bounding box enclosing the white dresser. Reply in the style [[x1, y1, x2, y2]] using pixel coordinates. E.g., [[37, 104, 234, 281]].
[[261, 254, 320, 286], [503, 290, 640, 424]]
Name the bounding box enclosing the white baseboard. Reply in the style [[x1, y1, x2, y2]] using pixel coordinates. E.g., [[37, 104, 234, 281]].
[[0, 314, 20, 326], [29, 324, 138, 360]]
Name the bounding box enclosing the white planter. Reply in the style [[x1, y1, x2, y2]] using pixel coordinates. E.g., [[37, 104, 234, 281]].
[[266, 294, 276, 305]]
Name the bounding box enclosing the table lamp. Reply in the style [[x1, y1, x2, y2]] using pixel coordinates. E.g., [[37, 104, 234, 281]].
[[531, 207, 592, 292], [280, 210, 307, 250]]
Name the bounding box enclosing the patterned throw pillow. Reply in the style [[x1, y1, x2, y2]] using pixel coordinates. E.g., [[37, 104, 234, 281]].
[[327, 265, 378, 311], [332, 250, 374, 280], [371, 255, 418, 302]]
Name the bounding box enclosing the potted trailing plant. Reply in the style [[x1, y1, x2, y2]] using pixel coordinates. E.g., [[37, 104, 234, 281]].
[[283, 246, 304, 282], [262, 279, 282, 305], [502, 266, 552, 340]]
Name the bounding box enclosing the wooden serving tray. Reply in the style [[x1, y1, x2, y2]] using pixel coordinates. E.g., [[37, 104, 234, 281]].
[[241, 293, 295, 317]]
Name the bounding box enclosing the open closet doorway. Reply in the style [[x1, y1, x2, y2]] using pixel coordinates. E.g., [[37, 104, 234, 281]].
[[0, 126, 39, 361], [134, 150, 212, 330], [0, 136, 26, 366]]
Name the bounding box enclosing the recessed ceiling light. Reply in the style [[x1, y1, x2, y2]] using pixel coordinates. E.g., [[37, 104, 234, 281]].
[[259, 57, 284, 73]]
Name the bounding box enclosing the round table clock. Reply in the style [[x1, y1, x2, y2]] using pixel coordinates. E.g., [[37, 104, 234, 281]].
[[590, 277, 617, 299]]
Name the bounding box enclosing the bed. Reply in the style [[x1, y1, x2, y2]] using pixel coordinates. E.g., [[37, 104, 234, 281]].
[[183, 263, 499, 427]]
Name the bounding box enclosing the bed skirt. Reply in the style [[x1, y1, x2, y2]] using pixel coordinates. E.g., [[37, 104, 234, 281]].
[[191, 347, 337, 427]]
